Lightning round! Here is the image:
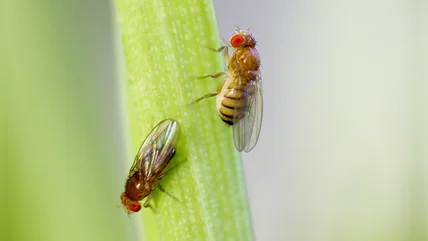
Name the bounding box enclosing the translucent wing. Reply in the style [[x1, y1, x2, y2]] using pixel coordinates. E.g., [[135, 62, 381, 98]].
[[233, 78, 263, 152], [128, 119, 180, 180]]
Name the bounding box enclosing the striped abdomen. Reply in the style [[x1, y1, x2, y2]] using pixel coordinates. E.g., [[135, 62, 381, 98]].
[[216, 79, 246, 125]]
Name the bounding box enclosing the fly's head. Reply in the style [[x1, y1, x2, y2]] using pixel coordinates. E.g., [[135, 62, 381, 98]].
[[230, 29, 256, 48], [120, 173, 154, 214], [120, 192, 142, 214]]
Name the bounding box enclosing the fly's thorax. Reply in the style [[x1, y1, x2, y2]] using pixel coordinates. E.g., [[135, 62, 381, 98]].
[[124, 172, 153, 201], [228, 47, 261, 83]]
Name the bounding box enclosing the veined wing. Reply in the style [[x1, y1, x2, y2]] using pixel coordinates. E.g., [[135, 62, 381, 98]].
[[128, 119, 180, 179], [232, 78, 263, 152]]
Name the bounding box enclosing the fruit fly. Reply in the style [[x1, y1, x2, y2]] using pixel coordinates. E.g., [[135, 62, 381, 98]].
[[193, 28, 263, 152], [120, 119, 180, 214]]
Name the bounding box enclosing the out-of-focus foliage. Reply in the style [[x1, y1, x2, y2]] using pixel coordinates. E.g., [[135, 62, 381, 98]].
[[5, 1, 139, 241]]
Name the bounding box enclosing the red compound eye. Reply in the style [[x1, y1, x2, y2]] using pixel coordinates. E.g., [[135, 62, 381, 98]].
[[130, 202, 141, 212], [230, 34, 244, 47]]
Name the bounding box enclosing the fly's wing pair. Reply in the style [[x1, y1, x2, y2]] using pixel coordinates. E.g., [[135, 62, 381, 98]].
[[233, 76, 263, 152], [128, 119, 180, 181]]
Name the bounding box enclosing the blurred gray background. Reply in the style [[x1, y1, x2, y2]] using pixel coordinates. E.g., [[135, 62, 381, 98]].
[[213, 0, 427, 240]]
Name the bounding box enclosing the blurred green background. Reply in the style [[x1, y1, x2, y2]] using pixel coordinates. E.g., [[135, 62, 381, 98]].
[[5, 1, 140, 240], [4, 0, 427, 241]]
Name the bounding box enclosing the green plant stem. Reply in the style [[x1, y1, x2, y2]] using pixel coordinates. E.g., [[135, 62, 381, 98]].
[[114, 0, 254, 240]]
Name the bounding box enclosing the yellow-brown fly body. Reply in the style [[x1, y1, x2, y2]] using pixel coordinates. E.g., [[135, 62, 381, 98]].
[[194, 28, 263, 152], [120, 119, 180, 214]]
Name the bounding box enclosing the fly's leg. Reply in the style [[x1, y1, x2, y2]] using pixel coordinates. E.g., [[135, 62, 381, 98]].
[[208, 45, 230, 65], [143, 195, 153, 209], [189, 79, 226, 105], [198, 72, 227, 80], [189, 93, 218, 105], [158, 160, 188, 180], [197, 45, 229, 80], [158, 184, 181, 204]]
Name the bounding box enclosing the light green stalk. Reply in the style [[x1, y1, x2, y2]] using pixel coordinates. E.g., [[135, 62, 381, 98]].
[[114, 0, 254, 240]]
